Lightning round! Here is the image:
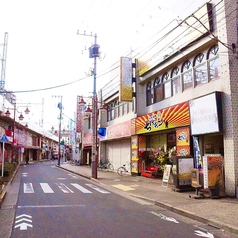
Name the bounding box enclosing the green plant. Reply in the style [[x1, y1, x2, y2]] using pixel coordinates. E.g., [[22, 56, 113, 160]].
[[139, 147, 175, 171], [0, 162, 16, 177]]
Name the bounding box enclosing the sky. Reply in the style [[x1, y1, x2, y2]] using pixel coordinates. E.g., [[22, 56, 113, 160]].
[[0, 0, 207, 132]]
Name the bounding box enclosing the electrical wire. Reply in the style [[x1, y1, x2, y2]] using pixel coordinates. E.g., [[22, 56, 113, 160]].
[[6, 0, 236, 99]]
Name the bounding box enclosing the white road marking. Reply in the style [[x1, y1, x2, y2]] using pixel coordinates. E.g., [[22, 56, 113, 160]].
[[18, 204, 86, 208], [68, 174, 79, 179], [15, 214, 33, 230], [55, 183, 74, 193], [16, 214, 32, 219], [85, 184, 110, 194], [15, 218, 32, 223], [15, 222, 33, 230], [40, 183, 54, 193], [24, 183, 34, 193], [22, 182, 112, 195], [150, 211, 179, 223], [71, 183, 92, 193]]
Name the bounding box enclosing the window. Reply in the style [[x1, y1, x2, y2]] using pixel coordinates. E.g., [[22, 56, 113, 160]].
[[163, 72, 171, 98], [207, 45, 220, 81], [146, 82, 153, 106], [88, 115, 91, 129], [153, 77, 163, 103], [194, 53, 207, 86], [171, 67, 181, 95], [182, 60, 193, 90], [108, 108, 114, 121]]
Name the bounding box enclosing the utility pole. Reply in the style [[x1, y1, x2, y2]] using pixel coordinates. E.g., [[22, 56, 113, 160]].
[[0, 32, 8, 91], [77, 30, 100, 179], [58, 96, 63, 166]]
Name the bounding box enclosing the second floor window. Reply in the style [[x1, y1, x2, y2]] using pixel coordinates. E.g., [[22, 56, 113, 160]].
[[208, 44, 220, 81], [163, 72, 171, 98], [146, 82, 153, 106], [171, 67, 181, 95], [182, 60, 193, 90], [194, 53, 207, 86], [154, 77, 163, 103]]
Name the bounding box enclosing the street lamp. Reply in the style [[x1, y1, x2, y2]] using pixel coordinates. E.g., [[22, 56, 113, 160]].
[[4, 104, 30, 162]]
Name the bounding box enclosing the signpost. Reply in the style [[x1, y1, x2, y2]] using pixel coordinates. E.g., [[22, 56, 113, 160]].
[[1, 134, 8, 177], [162, 164, 172, 187]]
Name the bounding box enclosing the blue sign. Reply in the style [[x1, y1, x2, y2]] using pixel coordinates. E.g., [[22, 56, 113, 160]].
[[1, 134, 9, 143]]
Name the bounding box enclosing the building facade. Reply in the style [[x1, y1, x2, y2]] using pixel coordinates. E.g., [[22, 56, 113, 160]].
[[134, 0, 238, 196], [77, 0, 238, 196]]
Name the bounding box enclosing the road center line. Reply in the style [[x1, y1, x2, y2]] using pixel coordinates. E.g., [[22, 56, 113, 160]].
[[17, 205, 86, 208]]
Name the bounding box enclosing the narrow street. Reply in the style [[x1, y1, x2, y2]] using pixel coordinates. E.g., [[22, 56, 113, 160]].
[[3, 161, 229, 238]]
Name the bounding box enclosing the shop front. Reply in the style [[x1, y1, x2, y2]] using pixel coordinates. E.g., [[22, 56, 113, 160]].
[[82, 133, 92, 165], [99, 120, 132, 171], [133, 101, 192, 182], [189, 92, 224, 197], [132, 92, 225, 197]]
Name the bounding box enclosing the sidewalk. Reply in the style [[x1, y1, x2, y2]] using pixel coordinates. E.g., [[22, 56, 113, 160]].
[[59, 162, 238, 236]]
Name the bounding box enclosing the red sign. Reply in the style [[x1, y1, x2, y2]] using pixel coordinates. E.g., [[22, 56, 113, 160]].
[[106, 120, 131, 139]]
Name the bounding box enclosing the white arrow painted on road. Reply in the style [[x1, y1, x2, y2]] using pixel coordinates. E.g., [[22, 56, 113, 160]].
[[149, 212, 179, 223], [15, 214, 33, 230], [16, 214, 32, 219], [15, 218, 32, 223], [194, 230, 214, 238], [15, 222, 33, 230]]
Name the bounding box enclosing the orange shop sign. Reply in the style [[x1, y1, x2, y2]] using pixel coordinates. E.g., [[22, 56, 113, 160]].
[[136, 101, 190, 134]]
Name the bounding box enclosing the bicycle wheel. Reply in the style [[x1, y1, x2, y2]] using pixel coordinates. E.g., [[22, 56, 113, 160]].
[[117, 167, 126, 176], [108, 163, 114, 171]]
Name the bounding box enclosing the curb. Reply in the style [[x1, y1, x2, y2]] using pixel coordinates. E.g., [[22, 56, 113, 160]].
[[56, 165, 92, 181], [0, 164, 20, 208], [9, 164, 20, 184], [0, 186, 6, 208]]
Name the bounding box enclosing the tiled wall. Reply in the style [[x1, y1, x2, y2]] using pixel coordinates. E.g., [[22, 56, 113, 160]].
[[218, 0, 238, 196]]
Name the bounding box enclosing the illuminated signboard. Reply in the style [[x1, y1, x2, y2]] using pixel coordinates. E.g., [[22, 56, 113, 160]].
[[189, 92, 222, 135]]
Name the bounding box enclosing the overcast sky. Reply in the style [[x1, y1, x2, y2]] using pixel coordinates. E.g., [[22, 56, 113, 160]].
[[0, 0, 206, 131]]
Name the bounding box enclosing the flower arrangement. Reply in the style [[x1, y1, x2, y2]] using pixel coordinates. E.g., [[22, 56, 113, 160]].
[[139, 147, 175, 172]]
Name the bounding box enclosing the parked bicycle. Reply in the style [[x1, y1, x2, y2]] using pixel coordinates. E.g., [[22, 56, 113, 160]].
[[97, 159, 114, 171], [117, 162, 131, 176]]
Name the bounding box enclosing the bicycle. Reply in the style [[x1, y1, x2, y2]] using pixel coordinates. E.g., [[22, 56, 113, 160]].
[[117, 162, 131, 176], [97, 159, 114, 171]]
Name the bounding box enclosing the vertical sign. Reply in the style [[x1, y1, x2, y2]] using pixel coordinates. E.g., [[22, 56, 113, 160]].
[[176, 128, 190, 156], [131, 135, 138, 174], [162, 164, 172, 187], [76, 96, 85, 133], [119, 57, 132, 102]]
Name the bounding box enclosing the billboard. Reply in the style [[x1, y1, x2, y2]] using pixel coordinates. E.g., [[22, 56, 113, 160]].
[[189, 92, 222, 135]]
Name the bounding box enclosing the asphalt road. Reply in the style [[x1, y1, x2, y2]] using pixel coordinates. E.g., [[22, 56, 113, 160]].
[[9, 161, 227, 238]]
